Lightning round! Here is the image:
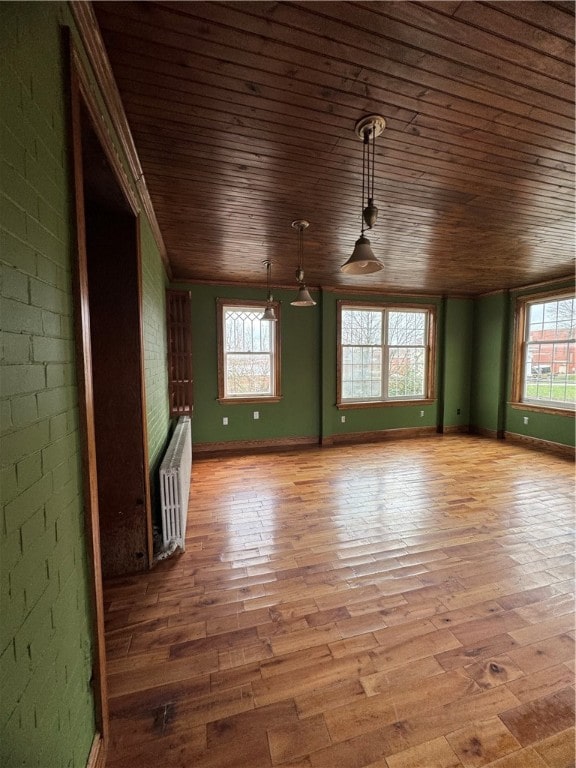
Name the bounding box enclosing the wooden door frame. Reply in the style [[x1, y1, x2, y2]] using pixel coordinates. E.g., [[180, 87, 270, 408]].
[[67, 33, 153, 764]]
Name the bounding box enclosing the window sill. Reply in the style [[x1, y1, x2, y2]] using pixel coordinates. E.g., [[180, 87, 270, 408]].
[[508, 402, 575, 417], [337, 398, 434, 410], [218, 396, 282, 405]]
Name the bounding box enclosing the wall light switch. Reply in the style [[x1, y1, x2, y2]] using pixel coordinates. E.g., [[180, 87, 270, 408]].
[[523, 416, 529, 425], [253, 411, 259, 420], [222, 417, 228, 426], [341, 415, 346, 423]]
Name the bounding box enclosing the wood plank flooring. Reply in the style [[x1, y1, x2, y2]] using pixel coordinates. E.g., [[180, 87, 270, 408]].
[[103, 435, 575, 768]]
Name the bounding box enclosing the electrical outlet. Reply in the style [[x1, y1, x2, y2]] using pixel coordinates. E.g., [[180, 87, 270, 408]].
[[253, 411, 259, 420], [222, 417, 228, 426], [341, 415, 346, 423], [457, 408, 461, 415], [420, 410, 424, 417], [523, 416, 529, 425]]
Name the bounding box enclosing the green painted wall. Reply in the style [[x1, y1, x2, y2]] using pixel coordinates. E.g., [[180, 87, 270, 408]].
[[1, 4, 171, 766], [140, 218, 170, 507], [183, 285, 443, 445], [185, 284, 321, 443], [0, 4, 96, 766], [504, 280, 575, 447], [443, 298, 473, 429], [470, 292, 508, 434]]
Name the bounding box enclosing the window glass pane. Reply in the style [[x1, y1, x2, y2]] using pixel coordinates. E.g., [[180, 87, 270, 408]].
[[225, 308, 271, 352], [388, 311, 426, 346], [388, 348, 425, 397], [524, 341, 576, 406], [342, 309, 382, 345], [341, 345, 381, 399], [226, 353, 272, 396]]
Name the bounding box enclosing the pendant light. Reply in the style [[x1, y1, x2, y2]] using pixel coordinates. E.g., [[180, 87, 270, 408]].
[[260, 260, 277, 322], [290, 220, 316, 307], [341, 114, 386, 275]]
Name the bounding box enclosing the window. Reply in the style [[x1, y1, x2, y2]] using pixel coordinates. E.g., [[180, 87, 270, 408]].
[[512, 291, 575, 412], [337, 302, 435, 406], [217, 299, 281, 402]]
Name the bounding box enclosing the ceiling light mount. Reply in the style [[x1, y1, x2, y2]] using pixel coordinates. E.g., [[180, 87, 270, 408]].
[[354, 114, 386, 140]]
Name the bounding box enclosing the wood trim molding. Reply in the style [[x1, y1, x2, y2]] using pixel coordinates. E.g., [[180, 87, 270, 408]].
[[86, 733, 106, 768], [469, 426, 504, 440], [504, 431, 575, 461], [322, 285, 444, 299], [69, 1, 170, 276], [442, 425, 470, 434], [322, 426, 437, 447], [509, 402, 575, 418], [67, 30, 109, 750], [476, 274, 575, 299], [193, 435, 319, 456]]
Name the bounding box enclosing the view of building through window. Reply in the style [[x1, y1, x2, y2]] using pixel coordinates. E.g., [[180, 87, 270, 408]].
[[523, 296, 576, 407]]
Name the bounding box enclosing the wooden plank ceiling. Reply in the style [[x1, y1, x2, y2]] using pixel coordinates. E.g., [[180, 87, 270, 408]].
[[93, 1, 575, 296]]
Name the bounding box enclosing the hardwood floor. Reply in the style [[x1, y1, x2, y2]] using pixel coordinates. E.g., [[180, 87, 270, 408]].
[[103, 435, 575, 768]]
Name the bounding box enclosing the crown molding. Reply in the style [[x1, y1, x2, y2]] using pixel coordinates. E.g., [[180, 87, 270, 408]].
[[69, 1, 171, 278]]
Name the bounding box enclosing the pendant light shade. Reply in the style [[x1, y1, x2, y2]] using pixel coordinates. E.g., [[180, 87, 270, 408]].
[[290, 220, 316, 307], [341, 114, 386, 275], [261, 304, 277, 322], [340, 235, 383, 274], [260, 260, 278, 321], [291, 284, 316, 306]]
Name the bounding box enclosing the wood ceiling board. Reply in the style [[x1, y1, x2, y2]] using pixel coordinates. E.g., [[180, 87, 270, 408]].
[[93, 0, 575, 295]]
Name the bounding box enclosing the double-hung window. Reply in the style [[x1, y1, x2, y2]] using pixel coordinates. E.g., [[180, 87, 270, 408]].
[[512, 291, 575, 412], [217, 299, 281, 402], [337, 302, 435, 406]]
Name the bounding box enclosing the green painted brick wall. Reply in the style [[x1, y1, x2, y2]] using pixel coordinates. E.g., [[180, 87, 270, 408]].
[[1, 3, 171, 765], [0, 3, 96, 766], [140, 217, 170, 513]]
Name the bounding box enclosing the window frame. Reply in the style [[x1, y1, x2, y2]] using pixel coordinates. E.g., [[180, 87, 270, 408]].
[[336, 301, 436, 409], [217, 298, 282, 404], [511, 289, 576, 416]]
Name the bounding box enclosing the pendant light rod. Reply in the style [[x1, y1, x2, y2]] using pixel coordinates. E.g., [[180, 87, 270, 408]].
[[290, 219, 316, 307], [261, 259, 277, 321], [341, 114, 386, 275], [291, 219, 309, 282]]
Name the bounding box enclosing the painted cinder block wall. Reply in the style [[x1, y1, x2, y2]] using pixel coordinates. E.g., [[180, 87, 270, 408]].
[[0, 4, 171, 766]]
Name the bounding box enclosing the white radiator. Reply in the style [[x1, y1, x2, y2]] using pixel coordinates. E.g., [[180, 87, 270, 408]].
[[160, 415, 192, 551]]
